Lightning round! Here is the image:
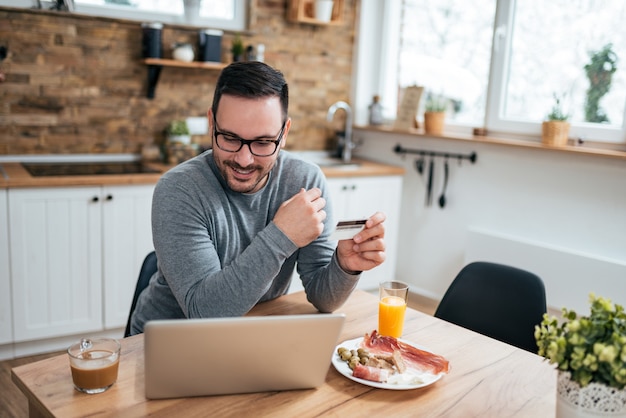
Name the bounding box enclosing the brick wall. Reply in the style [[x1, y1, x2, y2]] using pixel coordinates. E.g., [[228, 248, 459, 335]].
[[0, 1, 355, 156]]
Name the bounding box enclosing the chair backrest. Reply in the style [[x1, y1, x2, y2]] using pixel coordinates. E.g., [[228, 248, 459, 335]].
[[124, 251, 158, 337], [434, 261, 547, 353]]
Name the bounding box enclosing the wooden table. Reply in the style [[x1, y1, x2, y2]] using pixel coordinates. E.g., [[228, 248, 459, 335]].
[[12, 290, 556, 417]]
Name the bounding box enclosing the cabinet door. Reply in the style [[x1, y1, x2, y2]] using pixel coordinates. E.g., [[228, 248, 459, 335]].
[[326, 176, 403, 289], [102, 185, 155, 329], [9, 187, 103, 342], [0, 190, 12, 345]]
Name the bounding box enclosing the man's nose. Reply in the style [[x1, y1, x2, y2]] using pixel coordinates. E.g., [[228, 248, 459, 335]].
[[233, 143, 255, 166]]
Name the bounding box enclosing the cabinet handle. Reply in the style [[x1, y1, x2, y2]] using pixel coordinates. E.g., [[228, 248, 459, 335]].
[[106, 194, 113, 201], [351, 184, 356, 191], [91, 196, 99, 203]]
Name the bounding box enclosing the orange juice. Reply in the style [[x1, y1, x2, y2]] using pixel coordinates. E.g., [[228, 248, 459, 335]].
[[378, 296, 407, 338]]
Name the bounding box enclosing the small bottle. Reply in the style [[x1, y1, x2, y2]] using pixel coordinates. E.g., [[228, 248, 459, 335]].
[[256, 44, 265, 62], [245, 45, 255, 61], [368, 95, 383, 125]]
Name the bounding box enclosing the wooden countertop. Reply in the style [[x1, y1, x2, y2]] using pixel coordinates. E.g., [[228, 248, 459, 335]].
[[0, 162, 170, 188], [318, 158, 405, 177], [0, 158, 404, 189]]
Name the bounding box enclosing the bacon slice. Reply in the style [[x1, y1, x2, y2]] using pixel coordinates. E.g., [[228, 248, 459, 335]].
[[352, 363, 390, 383], [360, 330, 450, 375]]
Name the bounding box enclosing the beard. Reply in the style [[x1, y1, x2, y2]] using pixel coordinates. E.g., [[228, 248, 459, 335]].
[[219, 160, 272, 194]]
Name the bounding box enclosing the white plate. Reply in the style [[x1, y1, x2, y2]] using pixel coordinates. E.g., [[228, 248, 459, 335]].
[[332, 337, 444, 390]]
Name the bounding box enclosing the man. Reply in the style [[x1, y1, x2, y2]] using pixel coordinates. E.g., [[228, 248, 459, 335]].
[[129, 61, 386, 335]]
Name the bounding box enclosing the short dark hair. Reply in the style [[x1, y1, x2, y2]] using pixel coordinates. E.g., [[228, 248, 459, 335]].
[[211, 61, 289, 122]]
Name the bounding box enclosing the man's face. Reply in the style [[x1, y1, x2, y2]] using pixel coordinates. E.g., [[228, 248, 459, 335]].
[[209, 95, 290, 194]]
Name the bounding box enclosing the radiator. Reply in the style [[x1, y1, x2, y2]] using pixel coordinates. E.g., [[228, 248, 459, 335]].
[[464, 228, 626, 314]]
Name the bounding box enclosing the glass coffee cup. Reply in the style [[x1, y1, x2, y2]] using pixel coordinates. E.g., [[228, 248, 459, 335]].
[[68, 338, 121, 394]]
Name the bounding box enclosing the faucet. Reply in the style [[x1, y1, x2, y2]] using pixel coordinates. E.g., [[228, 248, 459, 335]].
[[326, 101, 354, 163]]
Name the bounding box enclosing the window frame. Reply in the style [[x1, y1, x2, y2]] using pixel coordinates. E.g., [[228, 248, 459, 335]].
[[356, 0, 626, 144], [485, 0, 625, 143], [1, 0, 247, 31]]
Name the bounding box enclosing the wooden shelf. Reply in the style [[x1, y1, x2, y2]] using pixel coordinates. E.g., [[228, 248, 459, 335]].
[[287, 0, 344, 26], [143, 58, 226, 70], [142, 59, 227, 99]]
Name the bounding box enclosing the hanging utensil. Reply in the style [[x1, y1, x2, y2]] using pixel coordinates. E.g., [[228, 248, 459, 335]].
[[415, 157, 424, 175], [439, 158, 449, 208], [425, 156, 434, 206]]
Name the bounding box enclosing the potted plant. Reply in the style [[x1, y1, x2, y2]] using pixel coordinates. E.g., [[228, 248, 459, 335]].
[[535, 293, 626, 417], [231, 34, 244, 62], [423, 94, 447, 135], [584, 43, 617, 123], [167, 119, 191, 145], [542, 93, 570, 146]]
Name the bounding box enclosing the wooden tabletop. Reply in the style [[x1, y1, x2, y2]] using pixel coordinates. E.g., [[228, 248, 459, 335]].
[[12, 290, 556, 417]]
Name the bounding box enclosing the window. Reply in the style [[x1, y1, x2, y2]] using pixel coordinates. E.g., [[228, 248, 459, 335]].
[[2, 0, 246, 31], [398, 0, 495, 127], [387, 0, 626, 143]]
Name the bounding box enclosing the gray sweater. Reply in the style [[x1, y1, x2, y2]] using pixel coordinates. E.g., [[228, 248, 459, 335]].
[[129, 150, 359, 334]]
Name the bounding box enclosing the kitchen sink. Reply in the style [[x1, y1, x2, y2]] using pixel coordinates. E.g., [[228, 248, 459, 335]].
[[291, 151, 362, 170], [22, 162, 161, 177]]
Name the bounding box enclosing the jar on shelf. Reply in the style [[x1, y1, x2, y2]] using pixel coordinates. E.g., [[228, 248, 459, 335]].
[[172, 43, 194, 62], [141, 22, 163, 58]]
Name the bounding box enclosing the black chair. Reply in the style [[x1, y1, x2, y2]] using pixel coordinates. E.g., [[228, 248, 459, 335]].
[[124, 251, 158, 337], [434, 261, 547, 353]]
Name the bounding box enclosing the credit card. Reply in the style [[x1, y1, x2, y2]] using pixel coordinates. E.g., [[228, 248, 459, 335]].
[[329, 219, 367, 241]]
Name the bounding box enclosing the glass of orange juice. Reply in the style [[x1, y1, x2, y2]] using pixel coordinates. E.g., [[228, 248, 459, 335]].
[[378, 281, 409, 338]]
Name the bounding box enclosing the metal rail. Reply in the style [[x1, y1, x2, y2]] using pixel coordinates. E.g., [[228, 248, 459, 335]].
[[393, 144, 477, 163]]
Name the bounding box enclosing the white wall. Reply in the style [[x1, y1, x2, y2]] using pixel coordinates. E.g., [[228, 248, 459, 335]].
[[353, 128, 626, 313]]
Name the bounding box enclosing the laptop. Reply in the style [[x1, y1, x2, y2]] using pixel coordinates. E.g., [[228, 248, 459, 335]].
[[143, 313, 346, 399]]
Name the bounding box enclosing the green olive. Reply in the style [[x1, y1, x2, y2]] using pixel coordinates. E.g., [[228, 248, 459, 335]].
[[348, 358, 359, 370]]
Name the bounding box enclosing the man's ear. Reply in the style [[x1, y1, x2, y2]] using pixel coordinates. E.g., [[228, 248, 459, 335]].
[[207, 109, 214, 130], [280, 118, 292, 149]]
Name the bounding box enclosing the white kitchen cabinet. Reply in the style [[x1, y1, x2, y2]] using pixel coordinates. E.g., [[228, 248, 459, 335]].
[[326, 176, 403, 289], [9, 187, 103, 342], [0, 190, 12, 345], [8, 184, 154, 342], [102, 185, 155, 329]]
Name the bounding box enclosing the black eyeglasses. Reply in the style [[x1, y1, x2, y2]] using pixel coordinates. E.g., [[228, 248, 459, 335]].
[[213, 119, 286, 157]]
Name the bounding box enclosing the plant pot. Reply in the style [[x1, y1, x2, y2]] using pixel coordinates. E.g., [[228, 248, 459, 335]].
[[424, 111, 445, 135], [183, 0, 201, 25], [542, 121, 570, 146], [169, 134, 191, 145], [314, 0, 334, 22], [557, 371, 626, 418]]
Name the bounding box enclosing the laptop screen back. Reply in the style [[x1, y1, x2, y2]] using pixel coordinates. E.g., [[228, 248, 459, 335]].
[[144, 313, 345, 399]]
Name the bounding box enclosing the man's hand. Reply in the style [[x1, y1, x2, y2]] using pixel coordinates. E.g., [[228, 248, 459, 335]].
[[273, 188, 326, 247], [336, 212, 387, 273]]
